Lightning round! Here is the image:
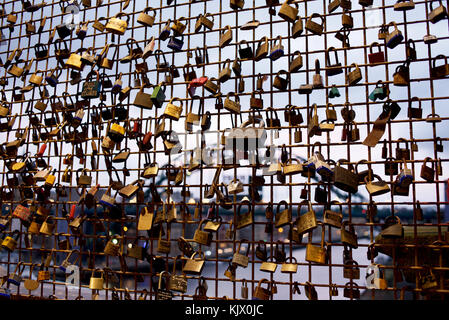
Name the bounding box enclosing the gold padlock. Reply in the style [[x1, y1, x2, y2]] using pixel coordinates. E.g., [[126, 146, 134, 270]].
[[1, 230, 20, 252], [347, 63, 363, 86], [278, 0, 299, 23], [105, 12, 130, 35], [66, 49, 84, 71], [163, 97, 183, 121], [305, 222, 327, 264], [137, 7, 157, 27], [29, 70, 44, 85], [89, 269, 104, 290], [305, 13, 325, 36]]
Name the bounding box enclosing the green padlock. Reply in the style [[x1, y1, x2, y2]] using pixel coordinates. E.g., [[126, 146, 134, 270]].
[[329, 85, 340, 98], [369, 81, 388, 102], [151, 82, 166, 108]]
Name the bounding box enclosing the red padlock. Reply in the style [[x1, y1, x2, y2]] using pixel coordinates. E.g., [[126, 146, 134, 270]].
[[190, 76, 208, 87], [69, 204, 76, 220], [133, 119, 141, 134], [143, 131, 152, 147], [36, 142, 47, 157], [368, 42, 385, 64]]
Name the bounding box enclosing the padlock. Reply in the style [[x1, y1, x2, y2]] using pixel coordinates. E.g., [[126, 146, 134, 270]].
[[365, 174, 390, 196], [163, 97, 183, 121], [167, 35, 184, 52], [323, 200, 343, 228], [39, 216, 56, 236], [169, 256, 188, 293], [260, 257, 278, 273], [81, 70, 101, 99], [341, 221, 358, 249], [157, 222, 172, 254], [151, 83, 166, 108], [238, 40, 253, 60], [273, 70, 289, 91], [365, 264, 388, 290], [328, 0, 341, 13], [230, 0, 244, 9], [395, 159, 413, 190], [182, 251, 206, 275], [254, 36, 269, 62], [253, 279, 272, 300], [420, 157, 435, 182], [59, 250, 81, 273], [430, 55, 449, 79], [137, 7, 156, 27], [194, 220, 213, 246], [342, 10, 354, 29], [429, 0, 448, 24], [278, 0, 299, 23], [195, 13, 214, 32], [386, 21, 404, 49], [89, 269, 104, 290], [306, 13, 325, 36], [105, 12, 130, 35], [296, 200, 317, 235], [343, 282, 361, 299], [305, 222, 327, 264], [219, 25, 233, 48], [347, 63, 362, 86], [368, 42, 385, 64], [269, 36, 284, 61], [232, 240, 250, 268], [1, 230, 20, 252], [393, 63, 410, 86]]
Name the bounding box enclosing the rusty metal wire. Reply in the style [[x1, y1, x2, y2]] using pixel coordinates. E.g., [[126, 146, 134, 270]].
[[0, 0, 448, 301]]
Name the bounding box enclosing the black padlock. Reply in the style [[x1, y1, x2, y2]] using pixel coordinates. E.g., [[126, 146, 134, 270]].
[[314, 184, 328, 204]]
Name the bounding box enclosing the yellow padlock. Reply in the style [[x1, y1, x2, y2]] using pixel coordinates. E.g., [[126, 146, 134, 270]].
[[105, 12, 130, 35], [1, 230, 20, 252]]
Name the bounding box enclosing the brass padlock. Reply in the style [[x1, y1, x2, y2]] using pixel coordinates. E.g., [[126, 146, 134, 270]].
[[182, 251, 206, 275], [306, 13, 325, 36], [105, 12, 130, 35], [219, 25, 232, 48], [232, 239, 250, 268], [429, 0, 448, 24], [289, 50, 303, 72], [281, 257, 298, 274], [255, 36, 268, 61], [137, 7, 156, 27], [393, 63, 410, 86], [89, 269, 104, 290], [341, 221, 358, 249], [273, 70, 289, 91], [163, 97, 183, 121], [313, 59, 323, 88], [157, 222, 172, 254], [104, 236, 122, 256], [1, 230, 20, 252], [296, 200, 317, 235], [342, 10, 354, 29], [194, 220, 213, 246], [305, 222, 327, 264], [347, 63, 362, 86], [278, 0, 299, 23], [230, 0, 244, 10], [253, 279, 272, 300]]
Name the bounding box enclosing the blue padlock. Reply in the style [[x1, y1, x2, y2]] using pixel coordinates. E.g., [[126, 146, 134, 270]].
[[269, 36, 284, 61], [386, 21, 403, 49], [0, 287, 11, 299], [396, 160, 413, 188], [159, 19, 171, 41], [167, 35, 184, 52]]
